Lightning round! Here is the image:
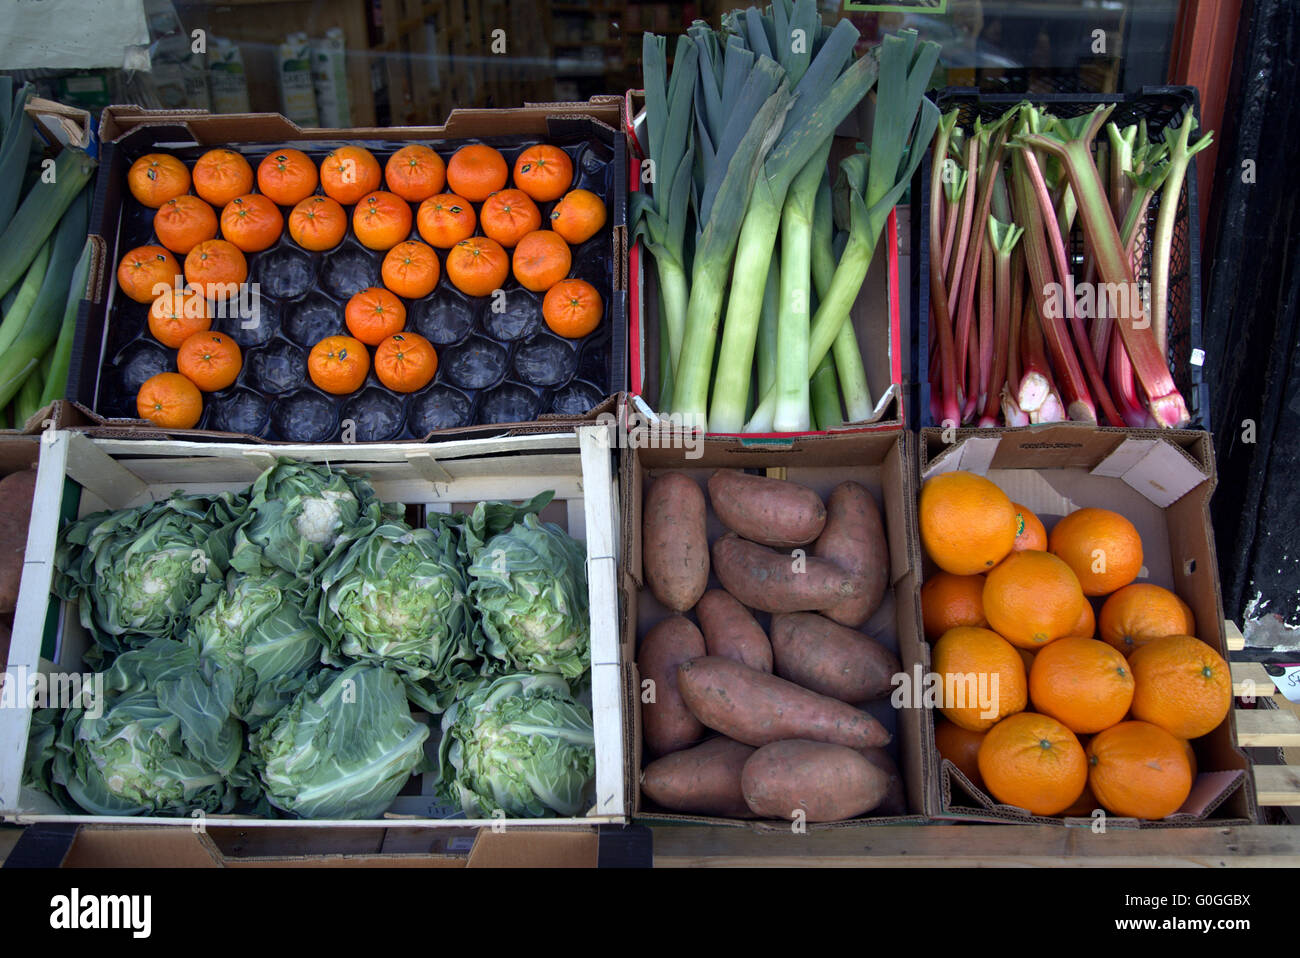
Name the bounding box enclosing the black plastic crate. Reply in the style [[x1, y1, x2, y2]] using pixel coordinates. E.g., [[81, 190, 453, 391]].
[[71, 114, 627, 442], [911, 86, 1208, 430]]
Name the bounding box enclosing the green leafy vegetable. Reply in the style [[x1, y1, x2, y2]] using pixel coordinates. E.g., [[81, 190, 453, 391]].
[[438, 672, 595, 818]]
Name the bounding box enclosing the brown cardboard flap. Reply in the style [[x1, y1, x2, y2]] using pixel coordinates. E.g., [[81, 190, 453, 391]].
[[464, 829, 598, 868], [60, 827, 225, 868]]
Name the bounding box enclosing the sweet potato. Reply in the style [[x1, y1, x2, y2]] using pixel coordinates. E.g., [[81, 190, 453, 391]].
[[677, 656, 890, 749], [638, 616, 707, 756], [742, 740, 890, 822], [695, 589, 772, 673], [711, 533, 865, 614], [641, 736, 757, 818], [0, 468, 37, 615], [812, 481, 889, 627], [707, 469, 826, 547], [642, 472, 708, 612], [769, 612, 900, 703], [859, 746, 907, 816]]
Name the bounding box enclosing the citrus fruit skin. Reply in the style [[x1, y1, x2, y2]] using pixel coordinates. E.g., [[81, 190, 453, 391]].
[[935, 717, 987, 789], [1028, 636, 1135, 734], [1049, 507, 1144, 596], [932, 626, 1027, 732], [978, 712, 1088, 816], [921, 572, 988, 641], [1098, 583, 1196, 656], [137, 373, 202, 429], [919, 471, 1018, 575], [1087, 720, 1193, 820], [982, 550, 1086, 650], [1128, 634, 1232, 740]]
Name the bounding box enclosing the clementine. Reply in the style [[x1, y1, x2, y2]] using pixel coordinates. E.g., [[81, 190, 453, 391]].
[[148, 288, 211, 348], [288, 195, 347, 251], [127, 153, 191, 208], [977, 712, 1088, 816], [220, 194, 284, 252], [117, 246, 182, 304], [177, 331, 242, 392], [374, 332, 438, 393], [184, 240, 248, 301], [256, 149, 318, 206], [512, 230, 571, 292], [384, 145, 446, 202], [352, 191, 413, 250], [153, 195, 218, 255], [512, 144, 573, 202], [549, 188, 607, 245], [445, 144, 508, 202], [919, 471, 1018, 575], [381, 240, 439, 299], [321, 145, 383, 205], [192, 149, 253, 207], [136, 373, 202, 429], [308, 335, 370, 394], [542, 278, 602, 338], [345, 287, 407, 345], [416, 193, 476, 248], [445, 236, 509, 298], [480, 188, 541, 247]]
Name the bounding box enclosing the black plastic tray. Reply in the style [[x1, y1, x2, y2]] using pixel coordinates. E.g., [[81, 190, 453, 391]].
[[911, 86, 1209, 431], [72, 118, 627, 442]]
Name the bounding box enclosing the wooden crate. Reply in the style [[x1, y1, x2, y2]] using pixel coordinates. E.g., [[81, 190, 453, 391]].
[[0, 426, 626, 829]]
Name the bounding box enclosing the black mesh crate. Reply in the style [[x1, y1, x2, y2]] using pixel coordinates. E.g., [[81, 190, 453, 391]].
[[911, 86, 1208, 430]]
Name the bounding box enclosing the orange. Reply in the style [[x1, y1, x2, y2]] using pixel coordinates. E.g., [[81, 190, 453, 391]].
[[416, 193, 476, 248], [1068, 598, 1096, 639], [445, 144, 508, 202], [549, 188, 607, 245], [1062, 779, 1101, 817], [184, 240, 248, 301], [977, 712, 1088, 816], [256, 149, 318, 206], [982, 550, 1086, 649], [117, 246, 182, 304], [934, 717, 986, 789], [512, 230, 571, 292], [1011, 502, 1047, 552], [177, 331, 242, 392], [931, 626, 1027, 732], [512, 144, 573, 202], [345, 287, 407, 345], [1128, 634, 1231, 740], [1086, 720, 1193, 819], [148, 287, 211, 348], [919, 471, 1018, 575], [384, 145, 446, 202], [220, 194, 284, 252], [308, 335, 370, 394], [381, 240, 440, 299], [374, 332, 438, 393], [192, 149, 253, 207], [1028, 637, 1135, 734], [136, 373, 202, 429], [127, 153, 191, 208], [1098, 583, 1196, 656], [352, 191, 413, 251], [542, 278, 602, 338], [445, 236, 509, 298], [921, 572, 987, 641], [288, 195, 348, 251], [320, 146, 383, 205], [153, 195, 218, 255], [480, 189, 541, 247], [1049, 507, 1143, 596]]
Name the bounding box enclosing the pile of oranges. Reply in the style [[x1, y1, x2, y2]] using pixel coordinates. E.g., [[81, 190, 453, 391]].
[[919, 470, 1231, 820], [117, 141, 609, 430]]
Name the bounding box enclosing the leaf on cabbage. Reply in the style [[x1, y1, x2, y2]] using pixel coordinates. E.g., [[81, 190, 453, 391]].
[[54, 492, 241, 655], [249, 664, 431, 820], [438, 672, 595, 819], [466, 511, 590, 679], [227, 459, 400, 584]]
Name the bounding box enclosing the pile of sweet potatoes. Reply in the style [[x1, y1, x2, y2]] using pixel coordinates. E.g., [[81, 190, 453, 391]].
[[639, 468, 904, 823]]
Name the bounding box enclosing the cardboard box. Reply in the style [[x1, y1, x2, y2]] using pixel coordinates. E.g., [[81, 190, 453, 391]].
[[0, 424, 627, 828], [30, 824, 600, 867], [919, 424, 1257, 826], [73, 99, 628, 444], [621, 421, 929, 828], [625, 92, 904, 435]]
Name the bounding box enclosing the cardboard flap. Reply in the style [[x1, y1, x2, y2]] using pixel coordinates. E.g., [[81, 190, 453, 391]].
[[27, 97, 92, 149], [924, 435, 1000, 478], [1091, 437, 1208, 507]]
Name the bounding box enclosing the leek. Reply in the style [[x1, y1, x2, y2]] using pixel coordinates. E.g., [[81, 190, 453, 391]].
[[704, 15, 875, 431], [755, 259, 781, 397], [0, 239, 51, 355], [40, 237, 94, 408], [0, 84, 35, 234]]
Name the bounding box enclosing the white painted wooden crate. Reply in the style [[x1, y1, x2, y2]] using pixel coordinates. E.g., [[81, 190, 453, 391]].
[[0, 425, 625, 828]]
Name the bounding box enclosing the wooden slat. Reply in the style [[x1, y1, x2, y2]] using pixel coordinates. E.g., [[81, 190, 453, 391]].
[[651, 824, 1300, 867], [1225, 619, 1245, 652], [1252, 766, 1300, 806], [1235, 708, 1300, 747], [1232, 661, 1276, 697]]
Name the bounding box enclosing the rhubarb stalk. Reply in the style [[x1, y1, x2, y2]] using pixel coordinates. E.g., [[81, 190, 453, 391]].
[[1151, 111, 1213, 358], [980, 217, 1023, 426]]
